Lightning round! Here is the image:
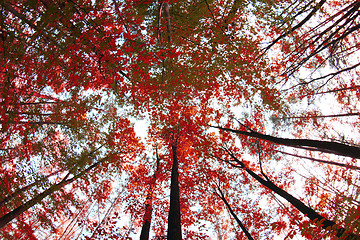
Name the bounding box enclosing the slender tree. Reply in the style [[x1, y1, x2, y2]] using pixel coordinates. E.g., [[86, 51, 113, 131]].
[[212, 125, 360, 159], [140, 148, 161, 240], [1, 0, 360, 238], [167, 143, 182, 240], [220, 146, 360, 240], [0, 156, 108, 229], [214, 185, 254, 240]]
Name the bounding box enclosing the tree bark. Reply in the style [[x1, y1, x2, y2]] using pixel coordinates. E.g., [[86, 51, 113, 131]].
[[0, 157, 107, 229], [223, 149, 360, 240], [140, 149, 161, 240], [212, 125, 360, 159], [167, 144, 182, 240]]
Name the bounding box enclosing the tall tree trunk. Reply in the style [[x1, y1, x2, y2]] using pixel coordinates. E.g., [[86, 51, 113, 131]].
[[0, 157, 107, 229], [0, 169, 62, 209], [223, 149, 360, 240], [1, 146, 105, 209], [140, 149, 161, 240], [212, 125, 360, 159], [167, 144, 182, 240], [215, 186, 254, 240]]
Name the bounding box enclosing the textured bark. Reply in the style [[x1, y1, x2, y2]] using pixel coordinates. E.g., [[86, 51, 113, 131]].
[[0, 157, 106, 229], [213, 125, 360, 159], [167, 144, 182, 240]]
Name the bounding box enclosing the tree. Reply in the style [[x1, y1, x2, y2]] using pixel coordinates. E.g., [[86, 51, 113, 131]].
[[211, 124, 360, 159], [214, 184, 254, 240], [1, 0, 360, 239], [218, 145, 360, 239], [0, 155, 107, 229], [167, 143, 182, 240], [140, 148, 161, 240]]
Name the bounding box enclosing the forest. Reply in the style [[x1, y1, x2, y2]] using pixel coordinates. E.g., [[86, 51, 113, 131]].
[[0, 0, 360, 239]]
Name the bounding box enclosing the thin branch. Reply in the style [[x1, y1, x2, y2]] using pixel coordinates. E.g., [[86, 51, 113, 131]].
[[277, 150, 360, 170], [261, 0, 327, 55]]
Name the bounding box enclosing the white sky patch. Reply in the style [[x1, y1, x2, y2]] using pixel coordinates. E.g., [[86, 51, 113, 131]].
[[133, 118, 150, 141]]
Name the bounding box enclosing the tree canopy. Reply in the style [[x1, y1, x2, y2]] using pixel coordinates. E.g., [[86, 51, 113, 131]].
[[1, 0, 360, 239]]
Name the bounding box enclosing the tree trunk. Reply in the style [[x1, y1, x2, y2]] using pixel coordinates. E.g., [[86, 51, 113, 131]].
[[244, 168, 360, 239], [215, 187, 254, 240], [0, 169, 62, 209], [140, 150, 161, 240], [167, 144, 182, 240], [0, 157, 107, 229], [223, 149, 360, 239], [213, 126, 360, 159], [0, 147, 104, 209], [139, 194, 153, 240]]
